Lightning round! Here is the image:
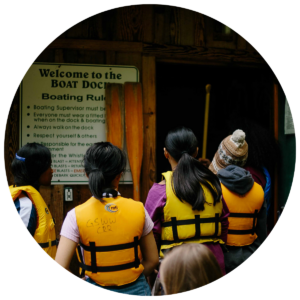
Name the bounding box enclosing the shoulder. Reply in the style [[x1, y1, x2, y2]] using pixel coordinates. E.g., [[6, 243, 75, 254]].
[[253, 182, 264, 194], [15, 195, 35, 212], [145, 183, 167, 212], [118, 197, 145, 211], [15, 195, 37, 234], [150, 182, 166, 192], [146, 183, 167, 201], [75, 197, 96, 212], [244, 165, 266, 188], [60, 208, 80, 243]]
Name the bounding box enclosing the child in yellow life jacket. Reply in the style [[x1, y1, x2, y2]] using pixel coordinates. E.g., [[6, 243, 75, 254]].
[[56, 142, 158, 296], [145, 127, 230, 280], [10, 143, 57, 259]]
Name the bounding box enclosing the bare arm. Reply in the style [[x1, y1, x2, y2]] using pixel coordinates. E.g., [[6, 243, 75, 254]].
[[140, 231, 159, 277], [55, 236, 78, 271]]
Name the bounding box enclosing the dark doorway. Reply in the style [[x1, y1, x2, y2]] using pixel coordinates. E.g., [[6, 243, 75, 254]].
[[156, 62, 274, 179]]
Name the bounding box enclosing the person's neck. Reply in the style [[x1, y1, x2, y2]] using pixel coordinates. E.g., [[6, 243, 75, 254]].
[[169, 159, 178, 171]]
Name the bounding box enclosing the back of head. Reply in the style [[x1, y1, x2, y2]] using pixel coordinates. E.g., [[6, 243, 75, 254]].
[[84, 142, 126, 200], [209, 129, 248, 174], [165, 126, 221, 211], [11, 143, 51, 189], [160, 243, 223, 294]]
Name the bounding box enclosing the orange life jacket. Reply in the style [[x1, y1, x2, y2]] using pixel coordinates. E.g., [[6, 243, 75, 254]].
[[221, 182, 264, 246], [75, 196, 145, 286]]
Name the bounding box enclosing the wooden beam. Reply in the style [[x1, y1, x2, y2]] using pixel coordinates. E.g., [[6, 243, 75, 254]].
[[105, 51, 116, 65], [48, 39, 143, 53], [156, 58, 268, 69], [143, 43, 266, 64], [141, 56, 156, 203], [47, 39, 266, 65]]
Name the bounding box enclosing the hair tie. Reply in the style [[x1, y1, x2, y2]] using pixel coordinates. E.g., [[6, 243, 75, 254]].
[[89, 169, 99, 173], [15, 153, 26, 162], [181, 151, 189, 155]]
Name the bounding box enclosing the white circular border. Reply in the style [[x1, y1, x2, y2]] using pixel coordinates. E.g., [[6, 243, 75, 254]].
[[1, 1, 299, 299]]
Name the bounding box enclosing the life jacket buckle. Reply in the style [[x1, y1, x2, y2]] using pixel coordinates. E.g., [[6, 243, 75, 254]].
[[48, 239, 52, 248], [49, 220, 55, 231]]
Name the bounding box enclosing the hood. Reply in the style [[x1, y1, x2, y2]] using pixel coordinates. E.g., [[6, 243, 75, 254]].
[[217, 165, 254, 195]]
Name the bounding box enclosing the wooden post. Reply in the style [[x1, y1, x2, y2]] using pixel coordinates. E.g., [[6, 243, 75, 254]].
[[141, 56, 156, 203], [105, 83, 125, 150], [202, 84, 211, 159]]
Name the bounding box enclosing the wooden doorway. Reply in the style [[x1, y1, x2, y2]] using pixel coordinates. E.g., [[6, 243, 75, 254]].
[[156, 62, 274, 178]]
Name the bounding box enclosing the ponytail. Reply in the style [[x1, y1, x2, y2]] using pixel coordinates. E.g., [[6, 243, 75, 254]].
[[84, 142, 126, 200], [165, 127, 221, 211]]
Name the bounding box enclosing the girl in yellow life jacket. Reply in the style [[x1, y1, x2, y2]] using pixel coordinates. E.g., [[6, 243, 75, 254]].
[[145, 127, 230, 281], [56, 142, 158, 296], [10, 143, 57, 259]]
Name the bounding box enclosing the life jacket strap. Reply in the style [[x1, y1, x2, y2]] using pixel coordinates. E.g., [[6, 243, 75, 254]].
[[162, 214, 221, 244], [171, 217, 179, 243], [78, 260, 140, 273], [77, 245, 85, 278], [214, 213, 220, 237], [161, 235, 221, 245], [228, 209, 259, 235], [78, 236, 141, 274], [38, 239, 58, 249]]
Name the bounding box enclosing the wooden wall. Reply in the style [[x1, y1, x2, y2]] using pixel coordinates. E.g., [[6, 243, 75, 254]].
[[5, 4, 272, 276]]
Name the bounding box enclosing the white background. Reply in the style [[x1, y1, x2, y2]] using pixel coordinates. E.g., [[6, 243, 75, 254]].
[[1, 1, 299, 299]]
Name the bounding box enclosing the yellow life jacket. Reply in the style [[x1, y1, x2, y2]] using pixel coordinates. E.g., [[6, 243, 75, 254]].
[[221, 182, 264, 246], [10, 185, 57, 259], [161, 171, 224, 257], [75, 196, 145, 287]]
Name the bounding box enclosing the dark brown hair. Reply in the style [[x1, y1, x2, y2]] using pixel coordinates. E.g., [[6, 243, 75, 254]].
[[160, 243, 223, 294], [84, 142, 126, 199], [165, 127, 221, 211]]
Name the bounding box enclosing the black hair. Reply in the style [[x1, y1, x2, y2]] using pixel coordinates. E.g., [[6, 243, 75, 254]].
[[165, 127, 221, 211], [11, 143, 52, 190], [84, 142, 126, 200], [227, 117, 279, 172]]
